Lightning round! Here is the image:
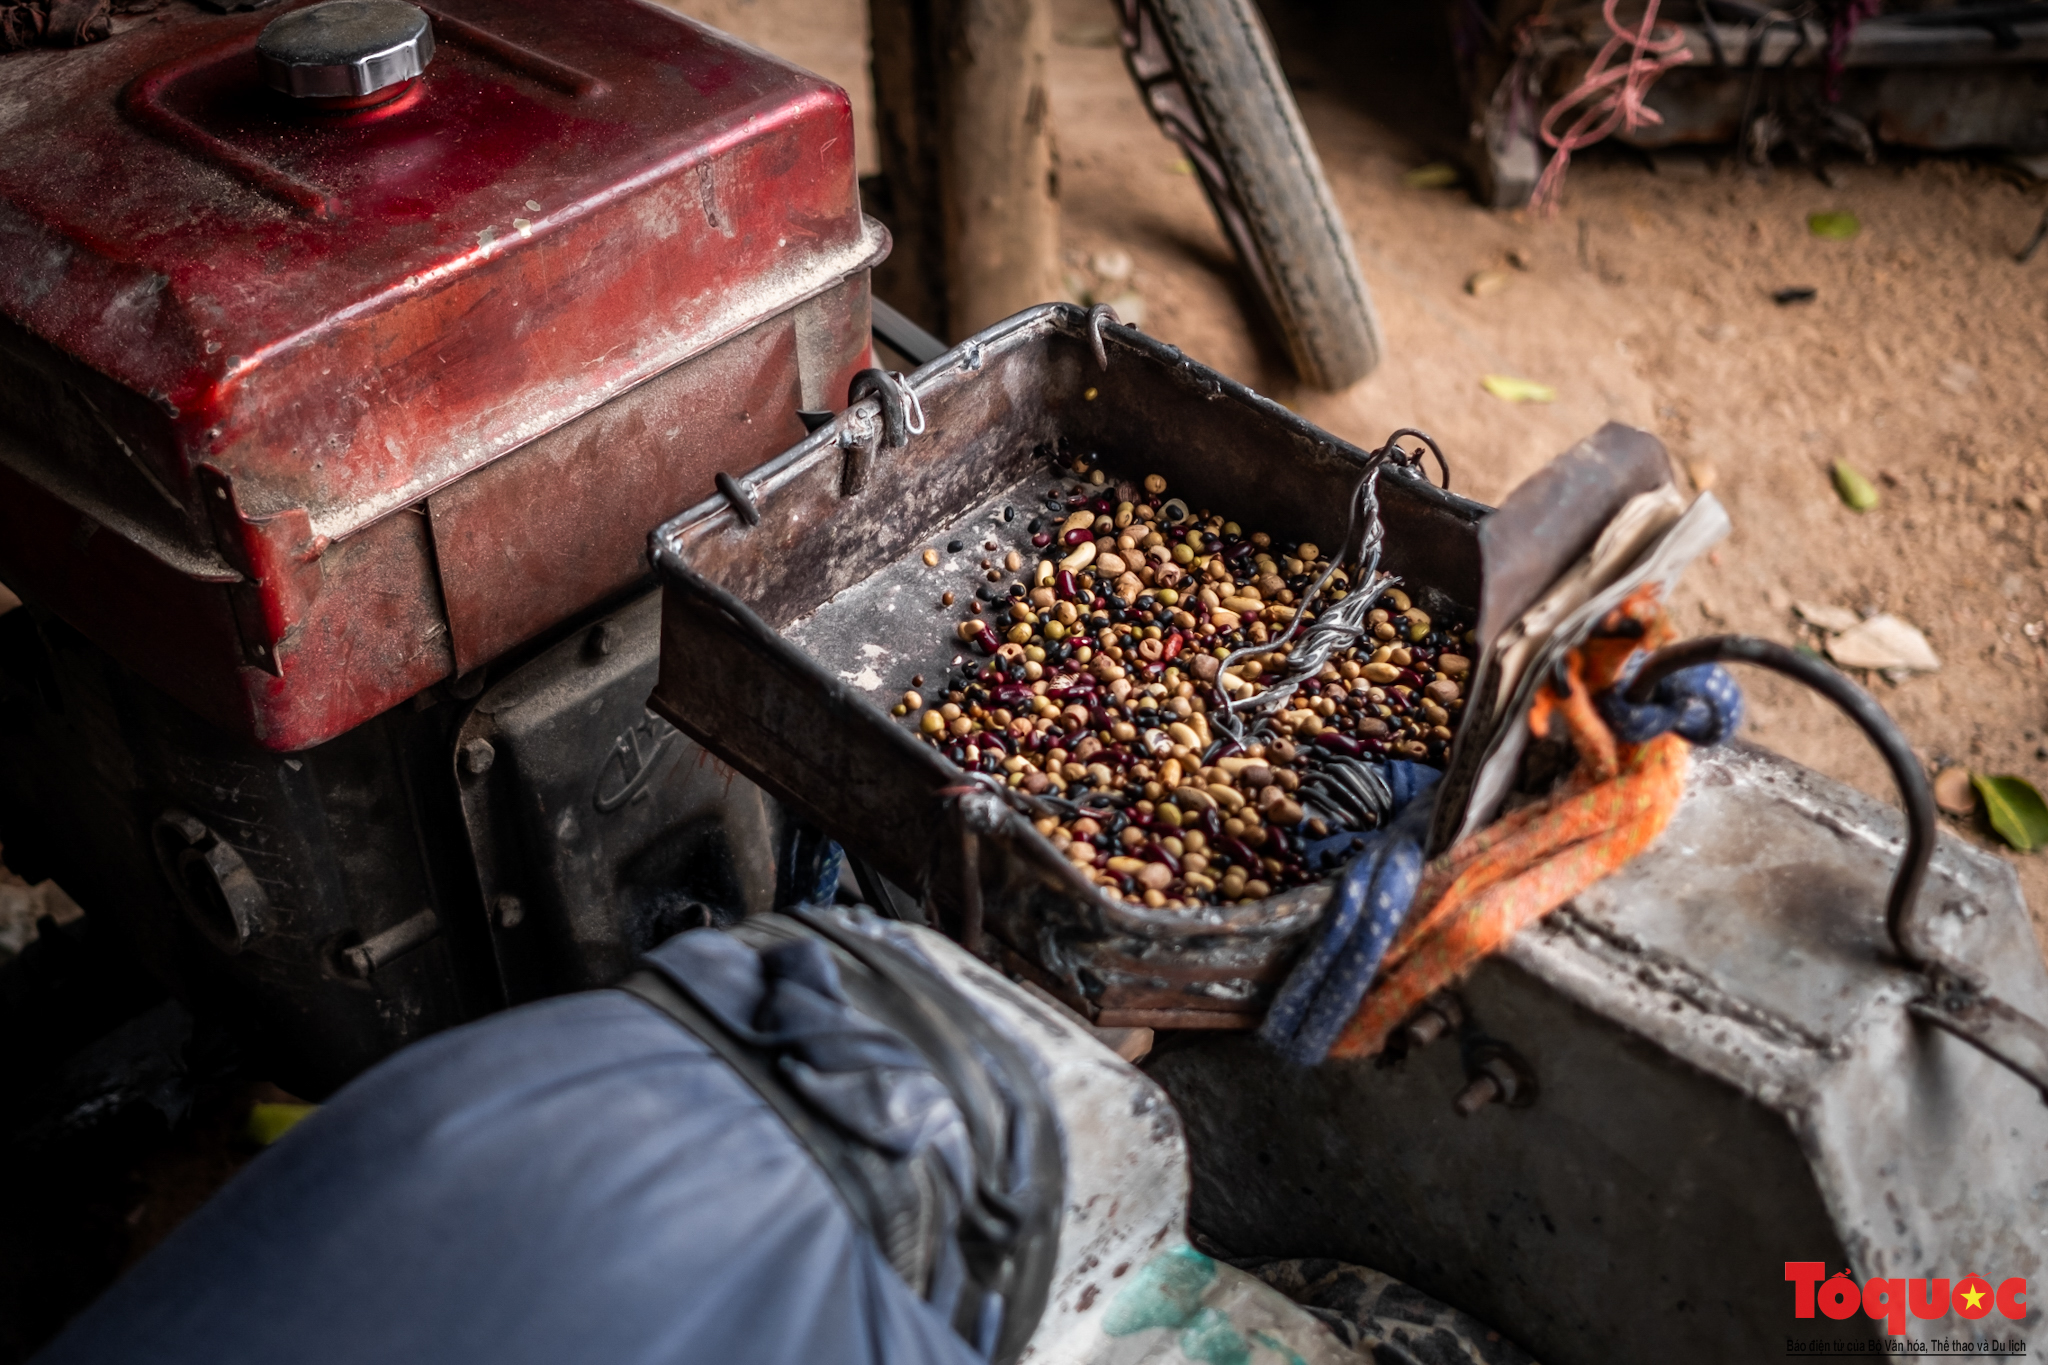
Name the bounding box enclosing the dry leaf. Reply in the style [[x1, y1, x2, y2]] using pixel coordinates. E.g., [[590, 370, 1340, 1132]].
[[1466, 269, 1511, 298], [1808, 210, 1861, 241], [1404, 162, 1461, 189], [1933, 767, 1976, 815], [1795, 601, 1861, 633], [1481, 374, 1555, 404], [1825, 614, 1940, 672], [1832, 460, 1880, 511]]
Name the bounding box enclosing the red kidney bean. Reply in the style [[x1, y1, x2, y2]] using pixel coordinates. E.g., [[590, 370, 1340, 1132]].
[[1055, 570, 1078, 599], [1146, 844, 1182, 875], [1200, 808, 1223, 838], [1315, 731, 1364, 758], [1266, 825, 1291, 857], [1063, 527, 1093, 546], [993, 683, 1035, 708], [1031, 533, 1051, 548], [1220, 835, 1259, 866], [1160, 632, 1183, 662], [972, 623, 1001, 655]]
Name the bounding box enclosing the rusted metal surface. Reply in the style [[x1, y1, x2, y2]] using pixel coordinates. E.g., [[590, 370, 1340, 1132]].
[[648, 304, 1485, 1025], [0, 0, 883, 749], [426, 277, 872, 673], [1149, 740, 2048, 1364]]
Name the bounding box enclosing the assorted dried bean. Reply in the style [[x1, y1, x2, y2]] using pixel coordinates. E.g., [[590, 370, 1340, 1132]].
[[893, 460, 1473, 910]]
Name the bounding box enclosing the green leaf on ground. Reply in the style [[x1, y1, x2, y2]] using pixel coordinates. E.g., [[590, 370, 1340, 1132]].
[[1808, 211, 1861, 241], [1832, 460, 1880, 511], [1972, 774, 2048, 852], [1481, 374, 1556, 404], [1403, 162, 1461, 189], [248, 1101, 318, 1146]]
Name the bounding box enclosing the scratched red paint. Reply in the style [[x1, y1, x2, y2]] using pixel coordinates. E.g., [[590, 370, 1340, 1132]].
[[0, 0, 882, 749]]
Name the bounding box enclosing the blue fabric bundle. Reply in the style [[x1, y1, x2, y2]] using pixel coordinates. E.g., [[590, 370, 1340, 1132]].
[[1595, 661, 1744, 746], [1259, 762, 1439, 1068]]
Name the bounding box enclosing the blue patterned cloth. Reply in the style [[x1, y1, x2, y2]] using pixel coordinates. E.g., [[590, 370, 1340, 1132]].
[[1259, 765, 1437, 1068], [813, 840, 847, 905], [1595, 661, 1744, 746]]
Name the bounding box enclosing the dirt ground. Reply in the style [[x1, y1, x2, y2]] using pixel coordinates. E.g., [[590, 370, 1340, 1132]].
[[681, 0, 2048, 955]]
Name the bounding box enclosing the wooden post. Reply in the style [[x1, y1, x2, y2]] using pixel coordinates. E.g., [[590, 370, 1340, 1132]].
[[870, 0, 1062, 342]]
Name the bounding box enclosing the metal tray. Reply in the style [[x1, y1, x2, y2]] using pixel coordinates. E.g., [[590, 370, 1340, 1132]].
[[648, 304, 1485, 1026]]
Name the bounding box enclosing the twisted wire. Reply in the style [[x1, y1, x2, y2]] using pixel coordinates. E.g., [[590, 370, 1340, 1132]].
[[1205, 429, 1444, 759]]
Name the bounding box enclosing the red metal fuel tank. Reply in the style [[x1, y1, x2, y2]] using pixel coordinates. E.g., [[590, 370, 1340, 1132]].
[[0, 0, 885, 750]]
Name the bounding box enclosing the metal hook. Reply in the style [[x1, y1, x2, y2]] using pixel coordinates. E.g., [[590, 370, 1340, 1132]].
[[1626, 635, 1930, 962], [848, 369, 924, 449], [1087, 304, 1120, 372], [1629, 634, 2048, 1103], [1378, 427, 1451, 491], [714, 470, 759, 526]]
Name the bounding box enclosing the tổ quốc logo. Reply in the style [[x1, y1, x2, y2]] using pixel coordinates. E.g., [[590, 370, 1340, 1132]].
[[1786, 1263, 2030, 1355]]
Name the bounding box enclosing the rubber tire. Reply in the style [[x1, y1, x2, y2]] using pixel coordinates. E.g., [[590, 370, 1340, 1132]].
[[1144, 0, 1384, 389]]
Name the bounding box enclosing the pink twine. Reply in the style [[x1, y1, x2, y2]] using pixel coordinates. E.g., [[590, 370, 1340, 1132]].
[[1824, 0, 1880, 102], [1529, 0, 1692, 215]]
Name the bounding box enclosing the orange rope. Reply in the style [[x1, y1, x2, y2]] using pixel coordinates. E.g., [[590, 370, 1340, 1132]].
[[1328, 588, 1689, 1060]]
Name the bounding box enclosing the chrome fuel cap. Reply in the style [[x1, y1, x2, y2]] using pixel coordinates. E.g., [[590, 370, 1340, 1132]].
[[256, 0, 435, 101]]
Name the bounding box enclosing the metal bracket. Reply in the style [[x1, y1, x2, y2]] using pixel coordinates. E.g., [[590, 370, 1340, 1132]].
[[1908, 968, 2048, 1105], [836, 411, 882, 498], [840, 369, 926, 498]]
